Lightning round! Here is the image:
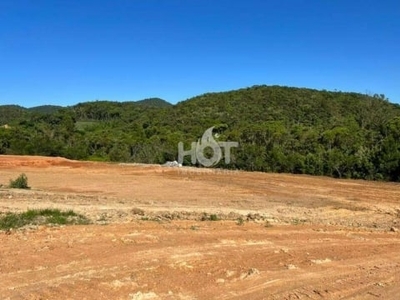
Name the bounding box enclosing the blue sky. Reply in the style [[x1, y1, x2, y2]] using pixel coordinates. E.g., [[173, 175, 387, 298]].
[[1, 0, 399, 107]]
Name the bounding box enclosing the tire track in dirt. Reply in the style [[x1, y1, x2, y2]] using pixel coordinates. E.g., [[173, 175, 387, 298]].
[[1, 223, 400, 299]]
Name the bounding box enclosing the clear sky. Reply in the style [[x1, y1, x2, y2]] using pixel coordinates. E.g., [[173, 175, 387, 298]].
[[1, 0, 399, 107]]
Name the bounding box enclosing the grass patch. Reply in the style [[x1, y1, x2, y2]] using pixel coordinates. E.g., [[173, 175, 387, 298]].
[[9, 173, 30, 189], [201, 213, 220, 221], [236, 217, 245, 226], [209, 214, 219, 221], [291, 218, 307, 225], [0, 209, 90, 230]]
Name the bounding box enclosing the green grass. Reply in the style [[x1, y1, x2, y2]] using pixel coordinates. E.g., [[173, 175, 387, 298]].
[[201, 213, 220, 221], [209, 214, 219, 221], [0, 209, 90, 230]]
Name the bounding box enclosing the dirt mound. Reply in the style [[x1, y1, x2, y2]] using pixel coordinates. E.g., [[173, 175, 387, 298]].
[[0, 155, 83, 168]]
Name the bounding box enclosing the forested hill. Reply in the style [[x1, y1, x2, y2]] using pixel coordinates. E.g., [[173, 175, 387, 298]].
[[135, 98, 172, 107], [1, 85, 400, 181], [28, 105, 64, 114], [0, 98, 171, 124]]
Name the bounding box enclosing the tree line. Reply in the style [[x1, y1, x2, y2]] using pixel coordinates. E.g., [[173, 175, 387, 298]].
[[1, 86, 400, 181]]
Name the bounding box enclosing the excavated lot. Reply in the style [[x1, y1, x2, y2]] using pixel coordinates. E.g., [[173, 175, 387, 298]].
[[1, 155, 400, 299]]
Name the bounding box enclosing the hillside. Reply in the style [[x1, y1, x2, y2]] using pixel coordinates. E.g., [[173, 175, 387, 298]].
[[135, 97, 172, 107], [0, 98, 171, 124], [0, 105, 28, 124], [1, 85, 400, 181], [29, 105, 63, 114]]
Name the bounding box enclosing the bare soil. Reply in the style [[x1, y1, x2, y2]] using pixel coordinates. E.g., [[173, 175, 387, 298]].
[[1, 155, 400, 299]]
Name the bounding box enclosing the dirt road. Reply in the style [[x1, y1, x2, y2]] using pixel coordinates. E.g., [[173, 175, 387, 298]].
[[1, 155, 400, 299]]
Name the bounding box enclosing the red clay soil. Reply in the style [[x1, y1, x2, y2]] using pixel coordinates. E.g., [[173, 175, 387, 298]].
[[1, 155, 400, 299]]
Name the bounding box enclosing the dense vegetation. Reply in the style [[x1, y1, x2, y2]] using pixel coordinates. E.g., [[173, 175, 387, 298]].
[[1, 86, 400, 181]]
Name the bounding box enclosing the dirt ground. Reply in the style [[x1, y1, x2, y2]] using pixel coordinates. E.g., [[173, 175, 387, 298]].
[[1, 155, 400, 299]]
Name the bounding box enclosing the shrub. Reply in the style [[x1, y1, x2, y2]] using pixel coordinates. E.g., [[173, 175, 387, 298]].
[[201, 213, 220, 221], [209, 214, 219, 221], [236, 217, 245, 226], [9, 173, 30, 189]]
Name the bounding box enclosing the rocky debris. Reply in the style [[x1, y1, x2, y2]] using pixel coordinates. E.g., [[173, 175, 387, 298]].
[[246, 213, 264, 221], [311, 258, 332, 264], [240, 268, 260, 279], [131, 208, 145, 216], [286, 264, 297, 270], [162, 161, 182, 167], [225, 270, 236, 277], [375, 282, 386, 287], [129, 291, 159, 300], [129, 210, 270, 223], [228, 211, 242, 219], [390, 227, 398, 232]]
